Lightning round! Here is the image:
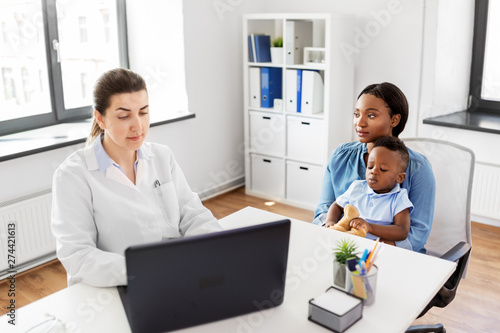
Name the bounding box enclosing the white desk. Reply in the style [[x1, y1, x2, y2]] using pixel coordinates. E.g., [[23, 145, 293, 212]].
[[0, 207, 456, 333]]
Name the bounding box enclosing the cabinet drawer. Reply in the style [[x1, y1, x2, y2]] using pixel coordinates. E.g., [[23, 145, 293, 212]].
[[250, 112, 285, 156], [251, 154, 284, 197], [287, 116, 324, 163], [286, 161, 323, 208]]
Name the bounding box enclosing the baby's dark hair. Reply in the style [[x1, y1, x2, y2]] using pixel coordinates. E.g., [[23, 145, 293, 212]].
[[373, 137, 409, 172]]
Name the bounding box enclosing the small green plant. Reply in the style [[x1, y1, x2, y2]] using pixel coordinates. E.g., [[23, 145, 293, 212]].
[[332, 239, 359, 265], [272, 37, 283, 48]]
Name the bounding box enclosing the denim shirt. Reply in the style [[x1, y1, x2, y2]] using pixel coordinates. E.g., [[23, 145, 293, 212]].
[[313, 141, 435, 253]]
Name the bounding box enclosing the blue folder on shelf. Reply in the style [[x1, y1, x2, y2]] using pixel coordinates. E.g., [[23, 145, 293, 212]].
[[254, 35, 271, 62], [285, 69, 303, 113], [261, 67, 282, 108], [296, 70, 303, 113]]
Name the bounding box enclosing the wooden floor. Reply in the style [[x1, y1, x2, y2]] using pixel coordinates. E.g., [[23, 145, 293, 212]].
[[1, 186, 499, 332]]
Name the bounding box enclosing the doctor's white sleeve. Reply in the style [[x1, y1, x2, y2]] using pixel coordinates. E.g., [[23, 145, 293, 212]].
[[51, 164, 127, 287], [166, 150, 223, 236]]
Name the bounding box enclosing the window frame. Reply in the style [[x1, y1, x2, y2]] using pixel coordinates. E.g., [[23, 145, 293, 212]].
[[469, 0, 500, 114], [0, 0, 128, 137]]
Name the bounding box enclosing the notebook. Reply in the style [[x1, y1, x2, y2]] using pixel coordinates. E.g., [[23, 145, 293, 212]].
[[118, 219, 291, 333]]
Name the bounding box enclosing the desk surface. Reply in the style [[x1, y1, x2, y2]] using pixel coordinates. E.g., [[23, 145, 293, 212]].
[[0, 207, 456, 333]]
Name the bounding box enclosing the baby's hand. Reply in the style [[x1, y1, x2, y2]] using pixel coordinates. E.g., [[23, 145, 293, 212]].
[[349, 218, 370, 233], [322, 220, 336, 228]]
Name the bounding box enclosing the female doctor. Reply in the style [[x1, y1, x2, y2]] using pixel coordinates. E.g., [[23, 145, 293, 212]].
[[51, 68, 222, 287]]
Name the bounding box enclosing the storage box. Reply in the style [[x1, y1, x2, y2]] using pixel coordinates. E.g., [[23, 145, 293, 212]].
[[308, 286, 363, 333], [249, 111, 285, 156], [286, 161, 323, 207], [287, 116, 325, 163], [250, 154, 284, 197]]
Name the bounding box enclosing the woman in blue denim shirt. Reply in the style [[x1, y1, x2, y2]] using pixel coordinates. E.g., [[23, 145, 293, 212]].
[[312, 82, 435, 253]]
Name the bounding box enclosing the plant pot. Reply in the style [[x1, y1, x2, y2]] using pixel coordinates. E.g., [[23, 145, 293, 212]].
[[270, 47, 283, 64], [333, 260, 352, 291]]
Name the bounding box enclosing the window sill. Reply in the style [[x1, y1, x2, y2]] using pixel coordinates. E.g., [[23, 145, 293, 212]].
[[423, 110, 500, 135], [0, 112, 195, 162]]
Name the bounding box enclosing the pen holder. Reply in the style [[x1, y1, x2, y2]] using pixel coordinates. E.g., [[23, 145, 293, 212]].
[[348, 265, 378, 306]]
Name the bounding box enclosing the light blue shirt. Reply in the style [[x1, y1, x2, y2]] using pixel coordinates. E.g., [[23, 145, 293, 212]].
[[336, 180, 414, 240], [313, 141, 435, 254], [93, 134, 142, 176]]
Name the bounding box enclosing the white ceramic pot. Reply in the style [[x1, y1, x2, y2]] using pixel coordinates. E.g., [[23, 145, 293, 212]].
[[270, 47, 283, 64]]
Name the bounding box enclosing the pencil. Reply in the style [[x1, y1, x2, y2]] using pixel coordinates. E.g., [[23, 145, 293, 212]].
[[366, 238, 380, 266], [367, 244, 382, 273]]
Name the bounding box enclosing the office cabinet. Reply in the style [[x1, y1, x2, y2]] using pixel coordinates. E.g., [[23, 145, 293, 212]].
[[243, 13, 354, 210]]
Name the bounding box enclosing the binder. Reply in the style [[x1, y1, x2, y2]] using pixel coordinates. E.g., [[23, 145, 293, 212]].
[[248, 34, 256, 62], [286, 20, 313, 65], [301, 70, 323, 114], [254, 35, 271, 62], [286, 69, 303, 113], [261, 67, 282, 108], [286, 70, 297, 113], [296, 69, 303, 113], [249, 67, 261, 108]]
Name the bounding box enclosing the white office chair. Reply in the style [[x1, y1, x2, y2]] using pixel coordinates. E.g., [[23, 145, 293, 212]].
[[403, 138, 475, 333], [404, 138, 474, 260]]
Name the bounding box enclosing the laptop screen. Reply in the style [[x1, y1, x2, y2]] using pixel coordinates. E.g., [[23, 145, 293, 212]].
[[120, 219, 291, 333]]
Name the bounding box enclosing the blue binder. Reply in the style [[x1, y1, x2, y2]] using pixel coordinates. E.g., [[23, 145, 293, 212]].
[[261, 67, 282, 108], [296, 70, 303, 113], [254, 35, 271, 62]]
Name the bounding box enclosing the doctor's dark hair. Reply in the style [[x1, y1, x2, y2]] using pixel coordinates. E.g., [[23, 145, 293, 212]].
[[87, 68, 147, 144], [357, 82, 408, 138], [372, 136, 409, 172]]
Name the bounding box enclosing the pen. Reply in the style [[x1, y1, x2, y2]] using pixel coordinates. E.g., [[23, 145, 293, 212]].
[[360, 261, 367, 275], [154, 180, 162, 197], [360, 249, 369, 263]]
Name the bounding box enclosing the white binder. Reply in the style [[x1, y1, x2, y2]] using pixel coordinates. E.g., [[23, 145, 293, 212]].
[[301, 70, 324, 114], [286, 69, 298, 113], [249, 67, 261, 108], [286, 20, 313, 65]]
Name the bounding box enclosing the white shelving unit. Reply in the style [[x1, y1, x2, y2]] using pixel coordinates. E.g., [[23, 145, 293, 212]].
[[243, 13, 354, 210]]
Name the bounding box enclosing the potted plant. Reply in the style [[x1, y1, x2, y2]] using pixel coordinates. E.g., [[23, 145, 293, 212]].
[[270, 37, 283, 64], [332, 238, 359, 291]]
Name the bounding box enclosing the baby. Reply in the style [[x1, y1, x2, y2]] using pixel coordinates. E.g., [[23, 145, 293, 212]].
[[324, 136, 413, 248]]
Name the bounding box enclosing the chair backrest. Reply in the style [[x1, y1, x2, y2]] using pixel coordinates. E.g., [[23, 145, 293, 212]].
[[403, 138, 474, 260]]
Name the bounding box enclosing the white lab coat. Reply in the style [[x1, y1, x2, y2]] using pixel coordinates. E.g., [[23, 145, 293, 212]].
[[51, 141, 222, 287]]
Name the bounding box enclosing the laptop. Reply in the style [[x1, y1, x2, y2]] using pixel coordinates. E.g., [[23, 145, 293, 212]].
[[118, 219, 291, 333]]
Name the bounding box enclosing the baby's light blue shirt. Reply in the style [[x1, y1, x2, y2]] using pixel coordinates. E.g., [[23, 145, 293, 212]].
[[336, 180, 414, 240]]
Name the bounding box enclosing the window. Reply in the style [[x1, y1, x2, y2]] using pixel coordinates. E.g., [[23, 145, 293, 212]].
[[470, 0, 500, 113], [0, 0, 127, 136]]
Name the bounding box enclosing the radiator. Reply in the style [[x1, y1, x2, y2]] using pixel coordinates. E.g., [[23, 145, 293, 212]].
[[471, 163, 500, 222], [0, 190, 56, 280]]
